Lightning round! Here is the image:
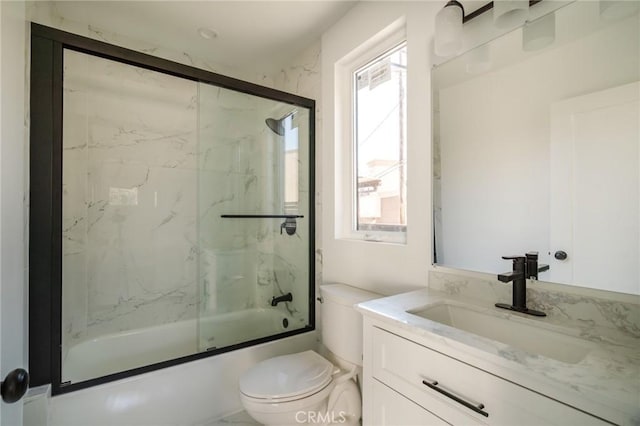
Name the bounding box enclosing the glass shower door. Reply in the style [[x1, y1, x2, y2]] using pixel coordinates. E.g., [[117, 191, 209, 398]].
[[61, 49, 200, 384], [42, 31, 314, 391], [197, 82, 312, 351]]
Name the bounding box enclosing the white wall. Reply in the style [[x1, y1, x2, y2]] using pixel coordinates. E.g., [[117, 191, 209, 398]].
[[0, 2, 28, 425], [319, 0, 591, 296], [27, 2, 276, 89], [321, 1, 438, 295], [0, 1, 28, 425]]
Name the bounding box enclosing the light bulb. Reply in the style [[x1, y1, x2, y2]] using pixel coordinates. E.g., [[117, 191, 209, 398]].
[[493, 0, 529, 29], [435, 1, 464, 57], [523, 13, 555, 51]]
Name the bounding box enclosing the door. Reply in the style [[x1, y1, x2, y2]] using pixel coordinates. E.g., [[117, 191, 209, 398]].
[[1, 1, 29, 425], [550, 82, 640, 293]]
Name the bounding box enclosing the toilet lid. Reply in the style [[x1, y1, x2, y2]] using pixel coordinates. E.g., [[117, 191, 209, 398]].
[[239, 350, 333, 400]]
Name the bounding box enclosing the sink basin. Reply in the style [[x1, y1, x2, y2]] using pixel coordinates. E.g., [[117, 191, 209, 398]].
[[409, 303, 594, 364]]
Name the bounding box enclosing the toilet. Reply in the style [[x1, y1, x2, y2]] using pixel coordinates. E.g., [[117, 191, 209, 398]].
[[239, 283, 380, 426]]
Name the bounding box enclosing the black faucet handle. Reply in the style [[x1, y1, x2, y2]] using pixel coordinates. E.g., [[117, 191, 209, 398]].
[[502, 255, 525, 264], [501, 255, 526, 277]]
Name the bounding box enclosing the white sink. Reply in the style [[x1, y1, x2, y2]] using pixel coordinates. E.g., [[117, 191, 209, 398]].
[[409, 302, 594, 364]]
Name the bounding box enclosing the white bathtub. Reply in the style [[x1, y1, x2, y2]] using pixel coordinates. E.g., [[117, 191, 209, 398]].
[[63, 308, 298, 384]]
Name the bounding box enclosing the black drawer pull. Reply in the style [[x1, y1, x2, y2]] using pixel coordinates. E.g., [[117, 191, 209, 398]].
[[422, 379, 489, 418]]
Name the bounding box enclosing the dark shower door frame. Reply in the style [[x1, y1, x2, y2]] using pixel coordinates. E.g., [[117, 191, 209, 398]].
[[29, 23, 316, 395]]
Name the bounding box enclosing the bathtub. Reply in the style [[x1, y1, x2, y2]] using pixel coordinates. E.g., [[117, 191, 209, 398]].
[[63, 308, 297, 384]]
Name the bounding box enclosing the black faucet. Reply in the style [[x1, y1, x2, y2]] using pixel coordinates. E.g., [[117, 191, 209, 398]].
[[495, 252, 548, 317], [271, 292, 293, 306]]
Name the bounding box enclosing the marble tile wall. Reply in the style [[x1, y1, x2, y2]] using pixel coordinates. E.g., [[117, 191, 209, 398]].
[[32, 2, 323, 370], [62, 50, 200, 360], [196, 83, 313, 327], [273, 41, 323, 297], [195, 44, 321, 335], [272, 41, 322, 326], [27, 2, 276, 89], [58, 38, 321, 367], [197, 84, 264, 317]]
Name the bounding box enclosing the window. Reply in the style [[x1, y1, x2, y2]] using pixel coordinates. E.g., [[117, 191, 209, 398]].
[[283, 114, 300, 214], [353, 42, 407, 241]]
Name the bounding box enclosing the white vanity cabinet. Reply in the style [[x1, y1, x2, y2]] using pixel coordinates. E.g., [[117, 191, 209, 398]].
[[363, 322, 610, 426], [372, 380, 449, 426]]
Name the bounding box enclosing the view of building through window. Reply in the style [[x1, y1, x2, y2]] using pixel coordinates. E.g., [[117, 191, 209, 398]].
[[354, 43, 407, 233], [284, 114, 299, 213]]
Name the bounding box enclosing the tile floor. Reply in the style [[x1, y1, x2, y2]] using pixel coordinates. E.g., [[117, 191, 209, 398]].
[[204, 410, 261, 426]]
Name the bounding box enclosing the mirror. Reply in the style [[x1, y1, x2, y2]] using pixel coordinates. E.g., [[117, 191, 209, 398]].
[[432, 1, 640, 295]]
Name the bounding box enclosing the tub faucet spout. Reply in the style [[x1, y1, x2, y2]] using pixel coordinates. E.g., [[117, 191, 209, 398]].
[[271, 292, 293, 306]]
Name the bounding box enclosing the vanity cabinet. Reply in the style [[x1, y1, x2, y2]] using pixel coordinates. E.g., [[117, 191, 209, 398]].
[[364, 324, 609, 426], [372, 380, 449, 426]]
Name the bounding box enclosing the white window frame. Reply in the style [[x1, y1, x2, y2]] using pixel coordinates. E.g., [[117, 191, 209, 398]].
[[335, 26, 407, 244]]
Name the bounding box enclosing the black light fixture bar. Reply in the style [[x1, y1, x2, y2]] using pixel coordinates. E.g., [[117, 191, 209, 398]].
[[463, 0, 543, 23]]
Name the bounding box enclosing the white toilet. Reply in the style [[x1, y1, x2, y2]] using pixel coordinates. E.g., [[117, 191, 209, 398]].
[[239, 283, 380, 426]]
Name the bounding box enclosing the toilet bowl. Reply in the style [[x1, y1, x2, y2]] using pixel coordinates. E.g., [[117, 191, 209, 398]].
[[239, 284, 380, 426], [239, 351, 361, 426]]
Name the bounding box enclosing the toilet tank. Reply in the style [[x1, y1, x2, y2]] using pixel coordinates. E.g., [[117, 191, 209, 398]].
[[320, 283, 380, 366]]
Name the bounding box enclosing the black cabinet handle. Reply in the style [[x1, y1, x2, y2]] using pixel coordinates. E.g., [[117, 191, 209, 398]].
[[422, 379, 488, 417], [1, 369, 29, 403]]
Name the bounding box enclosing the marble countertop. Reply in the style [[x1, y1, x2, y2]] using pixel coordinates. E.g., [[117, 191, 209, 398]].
[[357, 288, 640, 425]]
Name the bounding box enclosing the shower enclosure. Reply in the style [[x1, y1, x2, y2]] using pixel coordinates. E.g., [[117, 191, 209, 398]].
[[29, 24, 314, 393]]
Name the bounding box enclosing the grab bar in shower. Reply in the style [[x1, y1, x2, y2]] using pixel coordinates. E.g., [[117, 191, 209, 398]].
[[220, 214, 304, 219], [221, 214, 304, 235]]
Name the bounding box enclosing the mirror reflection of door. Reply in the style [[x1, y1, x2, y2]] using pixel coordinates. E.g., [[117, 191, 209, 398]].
[[550, 82, 639, 294], [432, 1, 640, 295]]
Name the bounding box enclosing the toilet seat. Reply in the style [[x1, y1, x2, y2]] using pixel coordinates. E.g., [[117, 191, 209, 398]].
[[239, 350, 335, 403], [240, 380, 335, 416]]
